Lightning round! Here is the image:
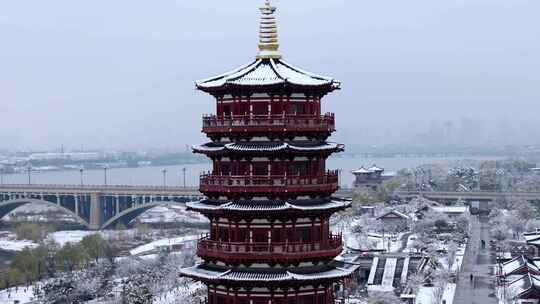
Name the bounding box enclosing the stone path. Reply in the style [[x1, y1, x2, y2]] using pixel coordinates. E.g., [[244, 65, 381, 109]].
[[453, 215, 497, 304]]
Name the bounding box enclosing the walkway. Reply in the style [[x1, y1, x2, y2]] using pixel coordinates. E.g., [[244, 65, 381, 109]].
[[453, 215, 497, 304]]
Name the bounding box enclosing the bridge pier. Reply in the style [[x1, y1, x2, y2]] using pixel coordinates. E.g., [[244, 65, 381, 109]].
[[89, 193, 102, 230]]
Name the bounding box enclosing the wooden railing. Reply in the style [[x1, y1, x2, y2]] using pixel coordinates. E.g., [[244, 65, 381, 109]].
[[202, 113, 335, 133], [199, 171, 339, 194], [197, 234, 342, 261]]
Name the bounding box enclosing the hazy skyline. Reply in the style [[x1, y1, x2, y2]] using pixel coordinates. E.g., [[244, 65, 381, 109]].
[[1, 0, 539, 150]]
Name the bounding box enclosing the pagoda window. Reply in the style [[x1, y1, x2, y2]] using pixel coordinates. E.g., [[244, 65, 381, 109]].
[[220, 163, 231, 176], [252, 228, 267, 243], [238, 228, 247, 242], [271, 228, 284, 243], [298, 227, 312, 242], [219, 227, 230, 242], [253, 163, 268, 175], [253, 103, 268, 116], [289, 162, 307, 176], [223, 105, 232, 117]]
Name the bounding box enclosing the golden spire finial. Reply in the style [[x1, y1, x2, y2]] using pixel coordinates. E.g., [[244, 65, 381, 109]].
[[257, 0, 282, 59]]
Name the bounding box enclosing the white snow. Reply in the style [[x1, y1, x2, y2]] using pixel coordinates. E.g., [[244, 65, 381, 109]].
[[381, 258, 397, 290], [0, 232, 38, 251], [442, 283, 456, 304], [46, 230, 96, 246], [367, 257, 378, 285], [401, 256, 410, 285], [0, 285, 38, 303], [129, 235, 198, 256]]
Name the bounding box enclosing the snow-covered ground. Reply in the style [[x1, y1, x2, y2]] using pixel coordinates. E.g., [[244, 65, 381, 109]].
[[129, 235, 198, 256], [0, 285, 38, 303], [345, 232, 404, 252], [46, 230, 97, 246], [137, 206, 208, 224], [0, 232, 38, 251]]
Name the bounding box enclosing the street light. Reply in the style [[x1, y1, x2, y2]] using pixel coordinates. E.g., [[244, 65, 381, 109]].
[[103, 165, 109, 186], [79, 167, 84, 186], [27, 165, 32, 185], [162, 169, 168, 187], [182, 167, 187, 188]]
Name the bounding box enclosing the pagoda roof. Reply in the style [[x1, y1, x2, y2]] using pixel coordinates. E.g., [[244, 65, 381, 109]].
[[187, 199, 350, 214], [196, 58, 340, 94], [192, 142, 344, 155], [181, 262, 359, 284]]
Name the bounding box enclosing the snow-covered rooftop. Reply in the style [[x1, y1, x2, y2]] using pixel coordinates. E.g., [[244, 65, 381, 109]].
[[196, 59, 340, 92], [193, 142, 344, 154], [502, 255, 540, 276], [181, 263, 359, 283], [187, 199, 350, 213], [508, 273, 540, 300]]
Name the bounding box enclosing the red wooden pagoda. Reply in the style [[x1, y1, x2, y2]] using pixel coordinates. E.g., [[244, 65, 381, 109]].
[[181, 1, 358, 303]]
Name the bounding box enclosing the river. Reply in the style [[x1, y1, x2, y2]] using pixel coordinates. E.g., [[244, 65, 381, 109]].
[[2, 156, 503, 188]]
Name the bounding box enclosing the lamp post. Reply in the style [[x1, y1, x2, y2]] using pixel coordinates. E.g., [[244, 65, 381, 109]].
[[182, 167, 187, 188], [162, 169, 168, 187], [27, 165, 32, 185], [0, 168, 4, 185], [103, 165, 109, 186], [80, 167, 84, 186]]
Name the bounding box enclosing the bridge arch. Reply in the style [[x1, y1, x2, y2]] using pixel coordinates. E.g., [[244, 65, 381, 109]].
[[100, 202, 188, 230], [0, 198, 90, 228]]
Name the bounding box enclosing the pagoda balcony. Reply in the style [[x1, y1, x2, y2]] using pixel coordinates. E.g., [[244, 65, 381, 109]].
[[199, 171, 339, 195], [197, 233, 343, 263], [202, 113, 335, 134]]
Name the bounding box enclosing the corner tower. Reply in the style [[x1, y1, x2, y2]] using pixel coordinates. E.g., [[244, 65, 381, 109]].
[[181, 1, 358, 303]]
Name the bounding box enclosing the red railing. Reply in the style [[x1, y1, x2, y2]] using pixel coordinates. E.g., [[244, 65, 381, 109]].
[[197, 234, 342, 261], [202, 113, 335, 133], [199, 171, 339, 194]]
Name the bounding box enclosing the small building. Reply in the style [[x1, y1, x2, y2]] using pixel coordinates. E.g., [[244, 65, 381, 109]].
[[377, 209, 410, 232], [352, 165, 392, 190]]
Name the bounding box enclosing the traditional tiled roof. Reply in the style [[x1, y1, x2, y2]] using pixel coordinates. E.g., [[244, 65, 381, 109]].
[[187, 199, 351, 213], [508, 273, 540, 300], [196, 58, 340, 93], [352, 167, 371, 174], [192, 142, 344, 154], [501, 255, 540, 277], [368, 165, 384, 172], [181, 262, 359, 284], [376, 209, 410, 220]]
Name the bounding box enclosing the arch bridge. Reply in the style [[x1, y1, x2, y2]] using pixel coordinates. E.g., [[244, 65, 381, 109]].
[[0, 184, 204, 230]]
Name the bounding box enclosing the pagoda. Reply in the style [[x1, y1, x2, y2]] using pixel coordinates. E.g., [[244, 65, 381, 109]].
[[181, 1, 358, 303]]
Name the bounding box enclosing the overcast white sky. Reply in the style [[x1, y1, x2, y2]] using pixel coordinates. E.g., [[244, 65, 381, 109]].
[[1, 0, 539, 150]]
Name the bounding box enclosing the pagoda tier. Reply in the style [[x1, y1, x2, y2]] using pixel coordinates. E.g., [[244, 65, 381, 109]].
[[188, 199, 349, 265], [180, 1, 358, 303]]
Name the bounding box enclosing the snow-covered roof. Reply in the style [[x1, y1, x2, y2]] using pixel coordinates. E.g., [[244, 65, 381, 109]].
[[377, 209, 410, 220], [181, 263, 359, 283], [193, 142, 344, 154], [367, 165, 384, 172], [508, 273, 540, 300], [196, 58, 340, 93], [502, 256, 540, 276], [431, 206, 469, 214], [352, 167, 371, 174], [187, 199, 351, 213], [524, 232, 540, 243]]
